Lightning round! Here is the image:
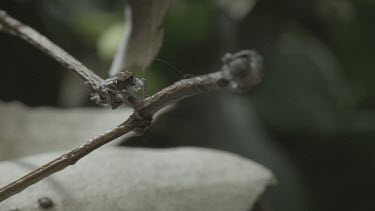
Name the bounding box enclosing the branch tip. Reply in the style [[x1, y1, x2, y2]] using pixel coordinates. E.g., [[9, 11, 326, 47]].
[[221, 50, 263, 94], [0, 17, 264, 203]]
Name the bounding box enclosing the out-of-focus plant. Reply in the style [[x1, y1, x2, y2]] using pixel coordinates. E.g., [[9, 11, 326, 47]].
[[0, 2, 273, 210]]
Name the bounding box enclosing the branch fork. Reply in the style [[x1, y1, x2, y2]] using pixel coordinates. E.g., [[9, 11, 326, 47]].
[[0, 9, 263, 203], [89, 70, 146, 109]]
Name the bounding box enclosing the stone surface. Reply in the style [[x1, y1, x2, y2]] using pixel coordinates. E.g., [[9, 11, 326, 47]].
[[0, 147, 275, 211]]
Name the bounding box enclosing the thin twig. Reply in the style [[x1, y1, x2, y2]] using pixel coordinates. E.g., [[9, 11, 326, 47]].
[[0, 10, 103, 90], [0, 49, 262, 203], [0, 119, 134, 202], [0, 10, 263, 203], [137, 50, 263, 118]]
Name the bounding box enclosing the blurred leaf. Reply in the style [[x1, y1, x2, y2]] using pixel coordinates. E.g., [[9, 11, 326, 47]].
[[165, 1, 214, 43], [97, 22, 125, 61], [0, 102, 172, 161], [0, 147, 275, 211], [0, 102, 130, 161], [254, 32, 356, 134], [109, 0, 171, 76], [316, 0, 356, 24], [70, 12, 117, 45], [216, 0, 258, 20]]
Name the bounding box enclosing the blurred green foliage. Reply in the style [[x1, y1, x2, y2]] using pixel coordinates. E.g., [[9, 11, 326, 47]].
[[1, 0, 375, 210]]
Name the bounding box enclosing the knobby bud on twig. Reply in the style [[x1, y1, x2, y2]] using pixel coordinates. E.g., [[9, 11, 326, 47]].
[[0, 9, 263, 203]]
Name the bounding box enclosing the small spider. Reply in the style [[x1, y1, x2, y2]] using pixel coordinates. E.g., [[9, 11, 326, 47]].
[[90, 69, 148, 109]]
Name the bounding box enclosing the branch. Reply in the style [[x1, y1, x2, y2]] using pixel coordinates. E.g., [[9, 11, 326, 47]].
[[0, 49, 262, 203], [136, 50, 262, 117], [0, 10, 103, 90], [0, 119, 134, 202], [0, 10, 263, 203]]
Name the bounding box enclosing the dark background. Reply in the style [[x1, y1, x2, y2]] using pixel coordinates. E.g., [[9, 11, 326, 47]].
[[1, 0, 375, 210]]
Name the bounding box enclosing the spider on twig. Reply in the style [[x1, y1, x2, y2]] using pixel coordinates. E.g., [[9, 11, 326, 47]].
[[88, 69, 148, 109]]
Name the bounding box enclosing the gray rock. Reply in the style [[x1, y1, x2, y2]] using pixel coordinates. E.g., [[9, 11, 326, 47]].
[[0, 147, 275, 211]]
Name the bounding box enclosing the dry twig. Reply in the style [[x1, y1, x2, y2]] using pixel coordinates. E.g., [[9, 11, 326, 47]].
[[0, 10, 103, 90], [0, 10, 263, 203]]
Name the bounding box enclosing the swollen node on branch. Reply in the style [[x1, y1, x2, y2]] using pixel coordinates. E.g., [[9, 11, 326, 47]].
[[0, 8, 264, 204], [220, 50, 263, 94]]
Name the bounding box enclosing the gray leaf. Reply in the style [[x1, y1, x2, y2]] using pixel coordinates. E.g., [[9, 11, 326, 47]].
[[109, 0, 171, 76], [0, 102, 173, 161], [0, 147, 275, 211]]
